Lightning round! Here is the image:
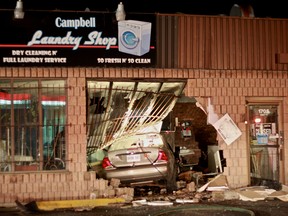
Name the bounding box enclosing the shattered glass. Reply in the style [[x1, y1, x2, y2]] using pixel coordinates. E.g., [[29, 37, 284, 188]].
[[86, 80, 186, 155]]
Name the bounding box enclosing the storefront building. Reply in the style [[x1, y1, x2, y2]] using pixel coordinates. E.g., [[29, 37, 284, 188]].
[[0, 10, 288, 205]]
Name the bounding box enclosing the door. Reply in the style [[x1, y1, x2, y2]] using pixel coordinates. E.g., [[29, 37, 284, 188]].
[[248, 103, 283, 185]]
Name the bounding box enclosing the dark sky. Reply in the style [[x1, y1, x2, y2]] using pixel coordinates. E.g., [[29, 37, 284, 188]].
[[1, 0, 287, 18]]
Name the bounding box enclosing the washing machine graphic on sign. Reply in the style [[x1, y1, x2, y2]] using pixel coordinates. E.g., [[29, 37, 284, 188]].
[[118, 20, 152, 56]]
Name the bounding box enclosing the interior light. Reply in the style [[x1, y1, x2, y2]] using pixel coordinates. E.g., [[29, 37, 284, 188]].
[[115, 2, 126, 21], [254, 117, 261, 124], [14, 0, 25, 19]]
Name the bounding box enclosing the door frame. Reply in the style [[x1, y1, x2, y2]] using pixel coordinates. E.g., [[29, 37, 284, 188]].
[[246, 97, 285, 184]]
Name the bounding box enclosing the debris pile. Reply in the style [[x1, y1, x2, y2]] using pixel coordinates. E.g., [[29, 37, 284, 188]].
[[15, 174, 288, 212], [131, 174, 288, 206], [90, 178, 134, 202]]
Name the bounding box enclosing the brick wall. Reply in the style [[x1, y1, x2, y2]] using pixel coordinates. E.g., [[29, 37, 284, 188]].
[[171, 102, 208, 165], [186, 69, 288, 188], [0, 67, 287, 205], [0, 68, 102, 205]]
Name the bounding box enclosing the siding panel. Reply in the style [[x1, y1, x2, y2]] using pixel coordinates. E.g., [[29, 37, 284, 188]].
[[259, 19, 265, 69], [157, 14, 288, 71], [192, 17, 199, 68], [222, 18, 228, 69], [204, 17, 211, 69], [228, 18, 235, 69], [156, 16, 178, 68], [198, 16, 205, 69], [246, 19, 252, 69], [252, 19, 259, 69]]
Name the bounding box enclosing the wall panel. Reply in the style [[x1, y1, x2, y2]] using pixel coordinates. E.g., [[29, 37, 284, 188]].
[[156, 15, 178, 68], [157, 14, 288, 70]]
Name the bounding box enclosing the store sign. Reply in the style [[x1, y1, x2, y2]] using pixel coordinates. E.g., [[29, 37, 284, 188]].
[[255, 123, 275, 135], [0, 11, 156, 67]]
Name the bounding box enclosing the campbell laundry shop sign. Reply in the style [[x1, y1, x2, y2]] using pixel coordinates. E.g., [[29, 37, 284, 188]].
[[0, 11, 156, 67]]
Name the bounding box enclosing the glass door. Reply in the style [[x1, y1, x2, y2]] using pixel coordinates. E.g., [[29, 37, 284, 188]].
[[248, 104, 281, 185]]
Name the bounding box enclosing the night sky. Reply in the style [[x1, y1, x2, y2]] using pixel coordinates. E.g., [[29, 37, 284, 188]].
[[1, 0, 287, 18]]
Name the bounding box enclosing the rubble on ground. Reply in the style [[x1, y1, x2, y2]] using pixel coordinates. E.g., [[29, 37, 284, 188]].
[[15, 173, 288, 213], [90, 178, 134, 202], [88, 173, 288, 208]]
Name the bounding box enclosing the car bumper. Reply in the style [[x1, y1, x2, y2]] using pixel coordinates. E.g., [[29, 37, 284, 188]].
[[105, 163, 167, 183]]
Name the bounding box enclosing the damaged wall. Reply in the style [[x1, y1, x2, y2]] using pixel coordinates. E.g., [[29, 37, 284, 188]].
[[0, 67, 288, 206], [188, 70, 288, 188], [172, 101, 214, 167]]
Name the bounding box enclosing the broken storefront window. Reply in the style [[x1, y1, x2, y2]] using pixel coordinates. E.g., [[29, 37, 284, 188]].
[[86, 80, 186, 157]]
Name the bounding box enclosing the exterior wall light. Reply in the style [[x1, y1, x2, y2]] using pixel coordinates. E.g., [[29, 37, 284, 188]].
[[14, 0, 24, 19], [115, 2, 126, 21]]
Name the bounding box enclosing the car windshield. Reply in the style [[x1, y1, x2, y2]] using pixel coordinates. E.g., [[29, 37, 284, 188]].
[[109, 133, 164, 151]]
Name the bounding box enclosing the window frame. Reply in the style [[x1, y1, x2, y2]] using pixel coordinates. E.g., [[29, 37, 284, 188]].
[[0, 79, 67, 172]]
